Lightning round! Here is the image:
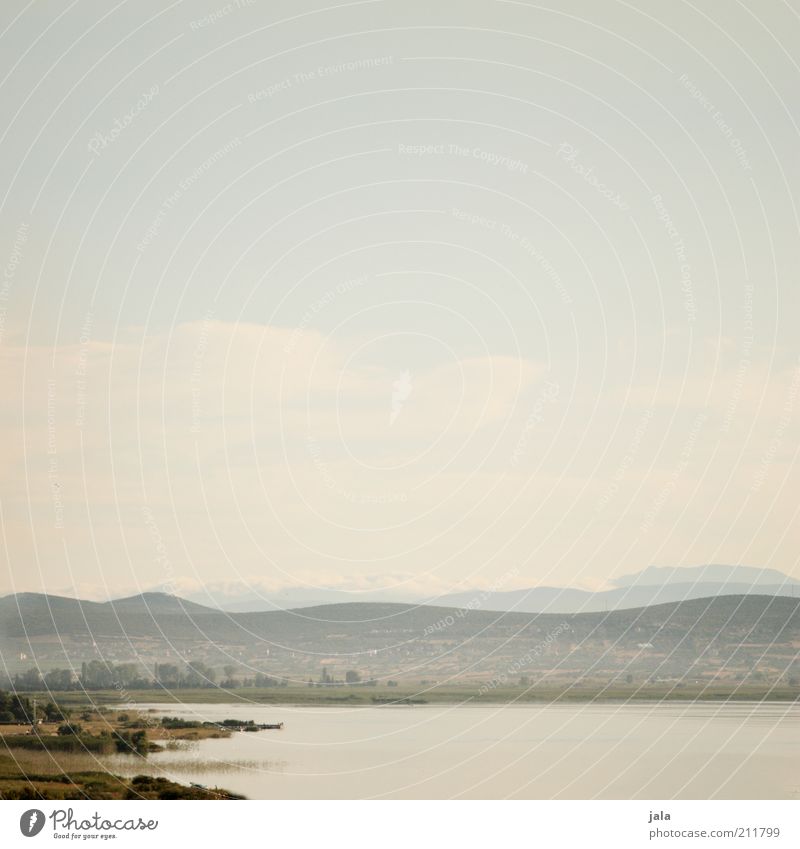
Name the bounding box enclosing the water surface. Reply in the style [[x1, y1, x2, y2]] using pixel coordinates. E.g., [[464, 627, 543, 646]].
[[111, 702, 800, 799]]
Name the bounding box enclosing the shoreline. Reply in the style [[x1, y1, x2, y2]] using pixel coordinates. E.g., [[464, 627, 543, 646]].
[[24, 685, 800, 709]]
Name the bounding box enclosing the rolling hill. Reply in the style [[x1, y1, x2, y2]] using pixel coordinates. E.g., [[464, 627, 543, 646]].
[[1, 591, 798, 687]]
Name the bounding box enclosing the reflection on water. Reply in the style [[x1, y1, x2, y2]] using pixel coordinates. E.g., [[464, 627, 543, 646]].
[[107, 754, 285, 775], [112, 702, 800, 799]]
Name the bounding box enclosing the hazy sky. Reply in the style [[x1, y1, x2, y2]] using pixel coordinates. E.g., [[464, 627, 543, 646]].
[[1, 0, 799, 601]]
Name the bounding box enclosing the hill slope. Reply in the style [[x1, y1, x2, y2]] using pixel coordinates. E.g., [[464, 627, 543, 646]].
[[2, 593, 799, 688]]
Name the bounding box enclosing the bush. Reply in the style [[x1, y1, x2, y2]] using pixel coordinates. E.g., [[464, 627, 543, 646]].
[[1, 734, 112, 754], [126, 775, 245, 800], [114, 730, 149, 756], [43, 703, 69, 722], [160, 717, 202, 729]]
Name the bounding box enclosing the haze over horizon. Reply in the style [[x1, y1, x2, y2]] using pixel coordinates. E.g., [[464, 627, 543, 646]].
[[3, 561, 800, 609], [1, 0, 799, 601]]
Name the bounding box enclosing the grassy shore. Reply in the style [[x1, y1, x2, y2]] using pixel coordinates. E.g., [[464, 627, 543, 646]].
[[0, 708, 244, 799], [0, 758, 245, 800], [26, 682, 800, 708]]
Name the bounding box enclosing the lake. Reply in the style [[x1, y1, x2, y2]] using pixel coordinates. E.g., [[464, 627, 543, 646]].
[[112, 702, 800, 799]]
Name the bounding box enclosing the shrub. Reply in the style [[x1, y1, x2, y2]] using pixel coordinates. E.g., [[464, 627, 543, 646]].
[[114, 730, 149, 756], [160, 717, 202, 729], [1, 734, 112, 754]]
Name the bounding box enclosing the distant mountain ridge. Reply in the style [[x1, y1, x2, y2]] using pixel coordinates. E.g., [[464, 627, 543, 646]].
[[433, 581, 799, 615], [435, 564, 799, 614], [5, 564, 798, 617], [0, 591, 219, 616], [172, 563, 800, 614], [105, 592, 217, 614], [611, 564, 797, 588]]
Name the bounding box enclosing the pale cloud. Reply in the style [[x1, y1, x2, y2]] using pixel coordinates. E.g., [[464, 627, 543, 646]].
[[3, 0, 800, 606], [0, 322, 548, 596], [2, 322, 798, 599]]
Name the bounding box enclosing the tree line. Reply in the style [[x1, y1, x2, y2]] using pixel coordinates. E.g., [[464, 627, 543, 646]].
[[2, 661, 290, 692], [0, 689, 69, 723]]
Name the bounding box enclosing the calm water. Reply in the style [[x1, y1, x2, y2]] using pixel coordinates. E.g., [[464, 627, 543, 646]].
[[111, 702, 800, 799]]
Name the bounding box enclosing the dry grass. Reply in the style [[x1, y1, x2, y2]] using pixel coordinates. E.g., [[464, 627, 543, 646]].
[[1, 747, 130, 776]]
